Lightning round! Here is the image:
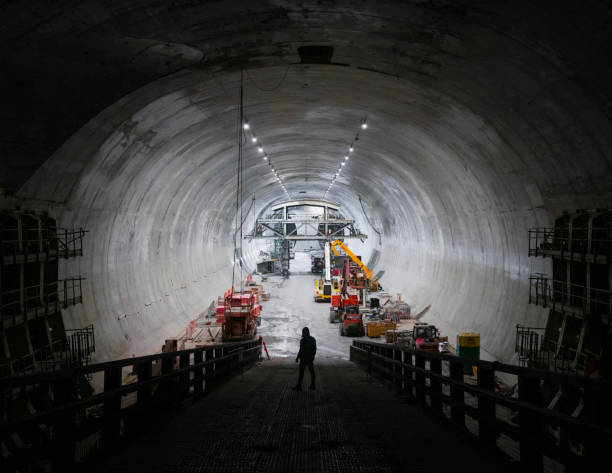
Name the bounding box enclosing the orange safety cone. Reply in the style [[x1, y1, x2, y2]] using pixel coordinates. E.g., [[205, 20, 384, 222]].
[[260, 336, 271, 360]]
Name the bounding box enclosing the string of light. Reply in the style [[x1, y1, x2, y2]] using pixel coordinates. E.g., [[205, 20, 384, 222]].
[[324, 117, 368, 199], [243, 118, 290, 199]]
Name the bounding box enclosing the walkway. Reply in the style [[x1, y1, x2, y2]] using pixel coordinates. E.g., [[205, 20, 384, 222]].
[[93, 359, 512, 472]]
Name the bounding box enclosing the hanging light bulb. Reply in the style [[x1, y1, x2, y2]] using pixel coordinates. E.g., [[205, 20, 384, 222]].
[[344, 155, 349, 160], [263, 154, 268, 160], [258, 146, 264, 153], [361, 119, 367, 129], [243, 120, 250, 130], [252, 136, 257, 143], [341, 162, 345, 166], [349, 146, 354, 153]]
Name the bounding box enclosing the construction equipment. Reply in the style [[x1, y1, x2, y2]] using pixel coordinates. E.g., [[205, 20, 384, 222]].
[[407, 322, 440, 351], [314, 241, 337, 302], [330, 239, 381, 293], [338, 305, 365, 337], [222, 290, 260, 341], [329, 293, 359, 322], [311, 254, 324, 273]]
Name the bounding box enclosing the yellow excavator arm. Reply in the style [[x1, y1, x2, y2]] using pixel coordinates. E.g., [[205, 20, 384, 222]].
[[330, 240, 373, 279]]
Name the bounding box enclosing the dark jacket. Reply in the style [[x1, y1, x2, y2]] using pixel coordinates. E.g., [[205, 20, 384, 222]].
[[297, 335, 317, 363]]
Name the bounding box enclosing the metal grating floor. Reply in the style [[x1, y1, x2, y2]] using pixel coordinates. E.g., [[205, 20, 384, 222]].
[[92, 359, 513, 472]]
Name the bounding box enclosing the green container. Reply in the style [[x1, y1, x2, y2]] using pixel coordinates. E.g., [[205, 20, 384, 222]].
[[457, 334, 480, 374]]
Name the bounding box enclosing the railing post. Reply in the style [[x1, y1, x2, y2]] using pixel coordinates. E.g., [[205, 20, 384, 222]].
[[449, 359, 464, 427], [51, 377, 77, 468], [430, 356, 442, 410], [581, 383, 608, 468], [193, 350, 204, 395], [414, 352, 425, 404], [136, 360, 152, 403], [518, 374, 543, 472], [402, 350, 414, 399], [179, 352, 190, 399], [102, 366, 122, 448], [477, 364, 496, 446]]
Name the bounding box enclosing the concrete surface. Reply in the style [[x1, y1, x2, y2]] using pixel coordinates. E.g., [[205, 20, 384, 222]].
[[1, 1, 611, 363], [258, 253, 355, 360], [90, 359, 513, 473]]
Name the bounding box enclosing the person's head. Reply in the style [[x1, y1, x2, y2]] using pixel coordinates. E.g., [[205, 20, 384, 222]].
[[302, 327, 310, 337]]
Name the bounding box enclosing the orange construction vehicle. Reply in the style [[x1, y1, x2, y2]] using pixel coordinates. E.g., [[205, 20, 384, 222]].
[[222, 290, 260, 341], [338, 304, 365, 337]]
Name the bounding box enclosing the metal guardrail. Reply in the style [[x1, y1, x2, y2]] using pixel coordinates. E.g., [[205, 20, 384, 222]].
[[1, 227, 86, 264], [0, 338, 261, 472], [0, 277, 84, 328], [350, 339, 612, 471], [528, 227, 610, 262], [528, 274, 611, 321]]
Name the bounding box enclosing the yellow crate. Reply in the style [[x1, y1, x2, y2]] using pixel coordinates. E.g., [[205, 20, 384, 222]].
[[458, 332, 480, 347], [366, 322, 383, 337]]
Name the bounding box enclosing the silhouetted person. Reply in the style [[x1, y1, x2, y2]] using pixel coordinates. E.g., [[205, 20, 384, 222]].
[[293, 327, 316, 390]]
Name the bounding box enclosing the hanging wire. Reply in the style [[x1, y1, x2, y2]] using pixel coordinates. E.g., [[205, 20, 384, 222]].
[[232, 69, 245, 292]]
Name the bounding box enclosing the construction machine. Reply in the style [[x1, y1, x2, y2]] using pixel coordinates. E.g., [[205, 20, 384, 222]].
[[314, 241, 340, 302], [338, 305, 365, 337], [221, 290, 260, 341], [330, 240, 381, 293], [407, 322, 440, 351]]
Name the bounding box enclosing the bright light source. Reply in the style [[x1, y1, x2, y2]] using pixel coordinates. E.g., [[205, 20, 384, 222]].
[[263, 154, 268, 160], [258, 146, 264, 153], [344, 155, 349, 160], [341, 162, 345, 166], [349, 146, 354, 152], [243, 121, 250, 130], [252, 136, 257, 143], [361, 119, 367, 129]]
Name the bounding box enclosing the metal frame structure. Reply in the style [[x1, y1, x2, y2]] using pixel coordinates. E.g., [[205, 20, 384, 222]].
[[245, 199, 367, 242]]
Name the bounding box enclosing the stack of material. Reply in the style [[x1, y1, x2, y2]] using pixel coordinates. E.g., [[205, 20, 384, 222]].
[[384, 301, 411, 321], [386, 329, 410, 344], [366, 321, 397, 338]]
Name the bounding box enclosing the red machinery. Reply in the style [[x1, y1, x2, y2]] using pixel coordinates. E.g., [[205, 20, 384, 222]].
[[329, 293, 359, 323], [408, 322, 440, 351], [338, 305, 365, 337], [222, 290, 260, 341]]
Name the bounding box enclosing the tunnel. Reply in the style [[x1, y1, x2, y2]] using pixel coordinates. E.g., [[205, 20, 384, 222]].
[[1, 1, 612, 472]]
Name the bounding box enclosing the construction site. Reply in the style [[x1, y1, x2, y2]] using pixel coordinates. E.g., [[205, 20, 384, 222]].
[[1, 1, 612, 472]]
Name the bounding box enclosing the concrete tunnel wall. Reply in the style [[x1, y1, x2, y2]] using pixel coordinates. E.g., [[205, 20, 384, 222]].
[[3, 1, 612, 362]]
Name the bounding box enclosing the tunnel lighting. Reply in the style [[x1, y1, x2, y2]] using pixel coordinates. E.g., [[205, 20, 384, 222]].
[[344, 155, 349, 160], [258, 146, 264, 153], [341, 162, 346, 166], [251, 136, 257, 143], [243, 121, 250, 130], [349, 146, 354, 152], [361, 119, 367, 129], [263, 154, 268, 160]]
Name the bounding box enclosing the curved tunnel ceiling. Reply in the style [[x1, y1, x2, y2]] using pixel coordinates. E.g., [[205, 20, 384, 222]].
[[2, 1, 612, 361]]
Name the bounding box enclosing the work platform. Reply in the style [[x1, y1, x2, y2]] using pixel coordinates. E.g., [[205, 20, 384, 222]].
[[92, 359, 510, 473]]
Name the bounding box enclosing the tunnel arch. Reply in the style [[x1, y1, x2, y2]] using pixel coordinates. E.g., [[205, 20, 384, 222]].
[[2, 1, 611, 363]]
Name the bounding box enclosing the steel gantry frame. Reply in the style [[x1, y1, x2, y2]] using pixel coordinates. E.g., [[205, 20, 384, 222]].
[[245, 199, 367, 242]]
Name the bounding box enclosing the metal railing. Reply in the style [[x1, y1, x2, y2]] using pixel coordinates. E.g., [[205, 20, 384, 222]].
[[0, 277, 84, 327], [528, 227, 610, 261], [350, 339, 612, 471], [515, 325, 589, 375], [0, 227, 86, 264], [0, 325, 95, 378], [528, 274, 611, 319], [0, 338, 262, 472]]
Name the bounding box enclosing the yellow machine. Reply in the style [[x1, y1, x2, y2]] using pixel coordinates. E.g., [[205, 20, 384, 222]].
[[330, 240, 381, 291], [314, 278, 341, 302]]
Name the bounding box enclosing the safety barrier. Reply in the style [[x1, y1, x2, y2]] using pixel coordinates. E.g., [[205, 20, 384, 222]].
[[1, 338, 261, 472], [350, 339, 612, 471]]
